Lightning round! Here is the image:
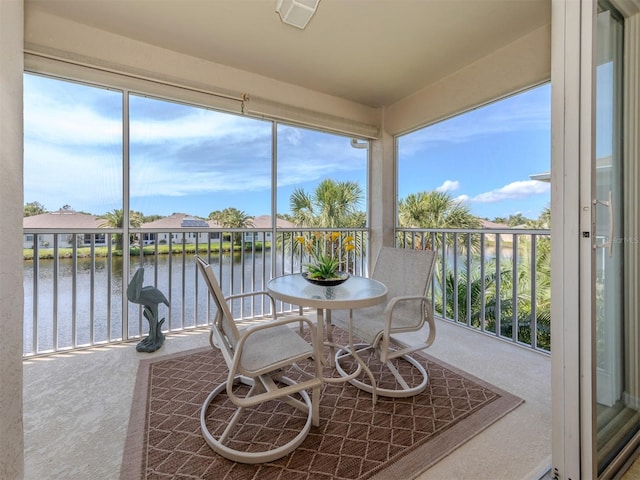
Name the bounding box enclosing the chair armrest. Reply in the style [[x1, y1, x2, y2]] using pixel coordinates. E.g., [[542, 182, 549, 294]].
[[224, 291, 277, 319], [379, 295, 435, 362], [383, 295, 430, 327], [227, 315, 323, 408], [229, 315, 320, 379], [225, 290, 272, 302]]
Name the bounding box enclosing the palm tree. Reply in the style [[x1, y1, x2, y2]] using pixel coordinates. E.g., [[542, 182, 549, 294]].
[[398, 191, 479, 229], [434, 260, 500, 329], [430, 204, 551, 350], [435, 249, 551, 351], [98, 209, 142, 250], [290, 179, 364, 228], [508, 207, 551, 349], [525, 204, 551, 229], [208, 207, 253, 246], [287, 179, 365, 271], [398, 191, 481, 252], [489, 243, 551, 351]]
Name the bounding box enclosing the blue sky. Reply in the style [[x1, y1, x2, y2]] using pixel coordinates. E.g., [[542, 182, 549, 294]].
[[398, 83, 551, 220], [24, 74, 550, 221]]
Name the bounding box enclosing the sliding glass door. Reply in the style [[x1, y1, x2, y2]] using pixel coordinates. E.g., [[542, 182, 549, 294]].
[[594, 2, 640, 475]]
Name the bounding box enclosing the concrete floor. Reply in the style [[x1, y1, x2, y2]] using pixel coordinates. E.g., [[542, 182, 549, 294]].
[[623, 457, 640, 479], [23, 318, 551, 480]]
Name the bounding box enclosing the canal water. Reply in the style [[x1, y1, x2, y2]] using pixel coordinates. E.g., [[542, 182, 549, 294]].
[[23, 252, 282, 354]]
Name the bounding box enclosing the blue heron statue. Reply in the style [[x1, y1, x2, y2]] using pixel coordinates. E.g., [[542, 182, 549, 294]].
[[127, 267, 169, 352]]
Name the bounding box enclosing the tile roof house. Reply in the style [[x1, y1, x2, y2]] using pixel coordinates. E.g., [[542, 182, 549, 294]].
[[139, 213, 220, 245], [244, 215, 297, 243], [22, 209, 105, 248]]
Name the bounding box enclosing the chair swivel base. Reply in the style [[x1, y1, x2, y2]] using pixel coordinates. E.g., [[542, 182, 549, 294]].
[[200, 375, 314, 464], [335, 344, 429, 399]]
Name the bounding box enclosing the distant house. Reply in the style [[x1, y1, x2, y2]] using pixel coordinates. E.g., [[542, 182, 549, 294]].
[[139, 213, 220, 245], [23, 209, 104, 248], [23, 211, 297, 249], [479, 219, 510, 229], [479, 219, 517, 245], [244, 215, 296, 243]]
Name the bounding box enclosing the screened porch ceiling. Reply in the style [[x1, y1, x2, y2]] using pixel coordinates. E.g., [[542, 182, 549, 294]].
[[24, 0, 551, 109]]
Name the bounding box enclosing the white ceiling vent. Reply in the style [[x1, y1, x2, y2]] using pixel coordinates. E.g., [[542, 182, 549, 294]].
[[275, 0, 320, 29]]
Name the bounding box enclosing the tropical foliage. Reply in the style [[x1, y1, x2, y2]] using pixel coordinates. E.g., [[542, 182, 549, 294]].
[[283, 179, 366, 265], [295, 231, 355, 279], [398, 191, 480, 229], [24, 201, 47, 217], [98, 209, 142, 250], [397, 191, 481, 252], [208, 207, 253, 245], [432, 208, 551, 351], [290, 178, 365, 228], [491, 212, 529, 227]]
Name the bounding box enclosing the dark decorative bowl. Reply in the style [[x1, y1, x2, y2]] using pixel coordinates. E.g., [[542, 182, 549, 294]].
[[302, 272, 349, 286]]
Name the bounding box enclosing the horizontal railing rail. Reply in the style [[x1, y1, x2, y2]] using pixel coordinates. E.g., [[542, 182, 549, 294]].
[[22, 226, 549, 356], [396, 227, 551, 353], [22, 227, 369, 356]]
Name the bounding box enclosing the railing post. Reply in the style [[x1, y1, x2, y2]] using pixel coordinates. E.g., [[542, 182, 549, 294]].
[[90, 234, 95, 345], [466, 233, 472, 327], [441, 232, 447, 320], [531, 234, 538, 350], [72, 233, 77, 349], [453, 232, 459, 323], [512, 233, 518, 343], [495, 233, 501, 339], [32, 235, 39, 354], [480, 233, 486, 333]]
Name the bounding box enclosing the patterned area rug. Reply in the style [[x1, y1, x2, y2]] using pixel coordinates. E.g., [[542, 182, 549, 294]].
[[121, 328, 523, 479]]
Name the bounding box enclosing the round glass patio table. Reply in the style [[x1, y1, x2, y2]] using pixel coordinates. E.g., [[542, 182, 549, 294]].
[[266, 273, 388, 386]]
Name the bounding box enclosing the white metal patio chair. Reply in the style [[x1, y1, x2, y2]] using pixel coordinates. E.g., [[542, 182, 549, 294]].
[[333, 247, 437, 399], [194, 255, 323, 464]]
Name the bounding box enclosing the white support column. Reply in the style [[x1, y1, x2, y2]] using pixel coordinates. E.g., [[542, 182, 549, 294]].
[[369, 109, 396, 268], [0, 1, 25, 478]]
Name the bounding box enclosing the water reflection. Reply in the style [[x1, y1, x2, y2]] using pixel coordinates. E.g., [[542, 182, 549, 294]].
[[23, 252, 275, 354]]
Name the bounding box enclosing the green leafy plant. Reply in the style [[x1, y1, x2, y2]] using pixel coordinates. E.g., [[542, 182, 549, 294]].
[[296, 232, 355, 280]]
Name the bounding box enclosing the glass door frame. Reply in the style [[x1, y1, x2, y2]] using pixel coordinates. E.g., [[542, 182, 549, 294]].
[[550, 1, 594, 478], [552, 0, 640, 478]]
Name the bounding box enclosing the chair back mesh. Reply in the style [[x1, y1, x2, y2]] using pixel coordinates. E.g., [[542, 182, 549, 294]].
[[372, 247, 436, 328], [194, 255, 240, 350]]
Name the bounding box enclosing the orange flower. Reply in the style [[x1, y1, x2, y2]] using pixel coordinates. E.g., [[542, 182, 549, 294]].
[[297, 231, 356, 279]]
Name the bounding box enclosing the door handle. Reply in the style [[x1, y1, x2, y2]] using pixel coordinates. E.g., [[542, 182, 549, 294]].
[[593, 190, 614, 257]]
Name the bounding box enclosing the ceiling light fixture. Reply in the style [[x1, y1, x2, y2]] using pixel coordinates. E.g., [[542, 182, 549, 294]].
[[275, 0, 320, 29]]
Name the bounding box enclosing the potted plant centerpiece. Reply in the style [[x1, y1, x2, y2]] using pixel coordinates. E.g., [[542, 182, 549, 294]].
[[296, 232, 355, 286]]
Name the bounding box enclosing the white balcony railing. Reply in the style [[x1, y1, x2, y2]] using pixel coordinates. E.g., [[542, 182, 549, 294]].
[[22, 226, 550, 357], [397, 227, 551, 353], [22, 227, 369, 356]]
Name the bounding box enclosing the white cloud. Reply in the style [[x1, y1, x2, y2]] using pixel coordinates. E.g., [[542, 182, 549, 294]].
[[24, 77, 370, 214], [435, 180, 460, 193], [130, 162, 271, 198], [24, 143, 122, 212], [130, 112, 255, 144], [24, 103, 121, 146], [454, 194, 470, 203], [24, 81, 263, 148], [279, 126, 304, 146], [471, 180, 550, 203]]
